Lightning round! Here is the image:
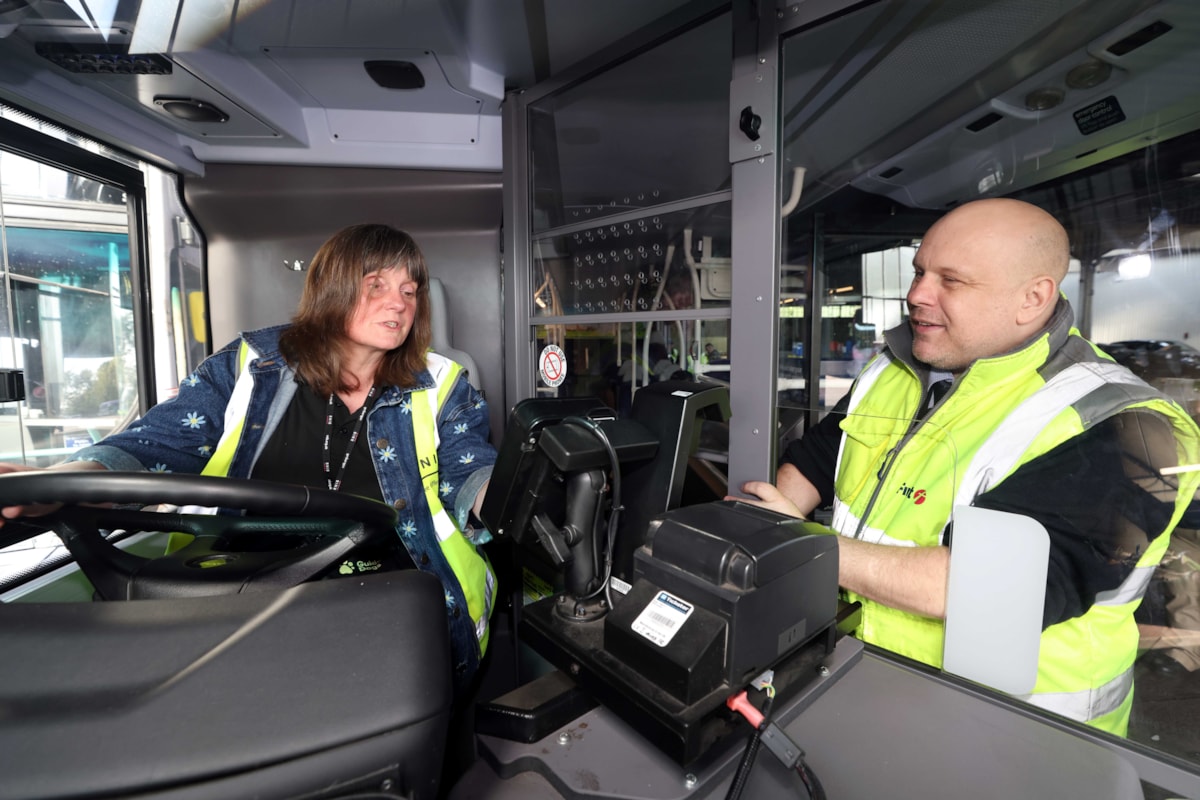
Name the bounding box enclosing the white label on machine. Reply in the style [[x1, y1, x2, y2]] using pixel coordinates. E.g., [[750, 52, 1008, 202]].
[[631, 591, 693, 647]]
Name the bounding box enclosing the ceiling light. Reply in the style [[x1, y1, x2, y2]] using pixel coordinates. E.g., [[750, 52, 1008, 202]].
[[1024, 87, 1065, 112], [1065, 59, 1112, 90], [1117, 253, 1151, 280]]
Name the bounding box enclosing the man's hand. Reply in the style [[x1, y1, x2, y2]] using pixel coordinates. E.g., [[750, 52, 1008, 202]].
[[728, 473, 950, 620], [727, 480, 807, 519]]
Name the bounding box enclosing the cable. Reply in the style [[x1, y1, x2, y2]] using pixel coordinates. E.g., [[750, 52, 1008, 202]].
[[725, 690, 774, 800], [724, 727, 762, 800], [796, 758, 826, 800], [727, 684, 827, 800]]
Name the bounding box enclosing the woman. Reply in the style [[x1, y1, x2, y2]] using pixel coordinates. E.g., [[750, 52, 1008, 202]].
[[0, 223, 497, 690]]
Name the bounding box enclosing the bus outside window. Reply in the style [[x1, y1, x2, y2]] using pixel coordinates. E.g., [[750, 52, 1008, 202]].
[[0, 108, 206, 582]]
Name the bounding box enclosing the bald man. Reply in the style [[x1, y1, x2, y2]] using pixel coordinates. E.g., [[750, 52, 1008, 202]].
[[739, 198, 1200, 735]]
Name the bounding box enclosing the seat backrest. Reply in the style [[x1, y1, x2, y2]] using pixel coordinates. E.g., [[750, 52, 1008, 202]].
[[429, 277, 481, 390]]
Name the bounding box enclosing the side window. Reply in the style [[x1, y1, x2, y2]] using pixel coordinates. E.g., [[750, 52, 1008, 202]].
[[0, 108, 206, 586], [0, 151, 134, 464]]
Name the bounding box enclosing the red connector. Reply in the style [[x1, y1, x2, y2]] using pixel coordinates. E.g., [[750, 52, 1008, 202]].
[[726, 689, 765, 729], [726, 689, 805, 770]]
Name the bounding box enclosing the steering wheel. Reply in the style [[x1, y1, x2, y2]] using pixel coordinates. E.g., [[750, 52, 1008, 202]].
[[0, 471, 399, 600]]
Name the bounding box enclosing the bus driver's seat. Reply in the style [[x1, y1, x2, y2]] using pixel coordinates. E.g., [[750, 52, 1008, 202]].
[[429, 277, 481, 390]]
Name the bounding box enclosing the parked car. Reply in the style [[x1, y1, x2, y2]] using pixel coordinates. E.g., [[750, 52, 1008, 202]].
[[1098, 339, 1200, 381]]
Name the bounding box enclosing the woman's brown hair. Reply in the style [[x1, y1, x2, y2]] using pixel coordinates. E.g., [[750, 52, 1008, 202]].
[[279, 224, 432, 394]]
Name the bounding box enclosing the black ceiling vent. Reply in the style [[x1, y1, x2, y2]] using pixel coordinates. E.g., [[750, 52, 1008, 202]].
[[1106, 20, 1173, 57], [966, 111, 1004, 133], [35, 42, 172, 74], [879, 166, 903, 180], [153, 97, 229, 123], [364, 60, 425, 90]]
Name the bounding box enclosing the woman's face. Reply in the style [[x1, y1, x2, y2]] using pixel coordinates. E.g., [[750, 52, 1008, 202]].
[[344, 266, 418, 357]]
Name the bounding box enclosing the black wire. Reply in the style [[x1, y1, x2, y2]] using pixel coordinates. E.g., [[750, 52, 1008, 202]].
[[588, 484, 606, 586], [796, 757, 826, 800], [725, 691, 774, 800], [725, 729, 762, 800]]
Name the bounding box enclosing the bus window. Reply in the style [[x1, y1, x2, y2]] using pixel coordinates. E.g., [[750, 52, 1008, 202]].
[[0, 107, 206, 582], [0, 152, 133, 464]]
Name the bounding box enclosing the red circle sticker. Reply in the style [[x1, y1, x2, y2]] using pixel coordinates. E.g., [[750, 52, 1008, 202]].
[[539, 344, 567, 387]]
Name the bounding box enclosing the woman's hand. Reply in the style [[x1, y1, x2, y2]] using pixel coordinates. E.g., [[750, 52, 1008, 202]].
[[726, 480, 807, 519], [0, 460, 107, 526]]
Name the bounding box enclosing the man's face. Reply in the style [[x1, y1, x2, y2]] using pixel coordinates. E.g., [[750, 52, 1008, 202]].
[[906, 218, 1032, 375]]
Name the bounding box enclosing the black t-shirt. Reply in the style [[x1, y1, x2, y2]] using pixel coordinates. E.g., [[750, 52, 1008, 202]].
[[252, 381, 414, 571], [781, 401, 1183, 629]]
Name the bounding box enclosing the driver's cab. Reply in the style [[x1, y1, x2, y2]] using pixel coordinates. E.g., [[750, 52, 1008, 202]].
[[1, 0, 1200, 798]]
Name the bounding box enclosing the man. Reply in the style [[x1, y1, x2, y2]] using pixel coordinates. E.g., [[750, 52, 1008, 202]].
[[738, 198, 1200, 734]]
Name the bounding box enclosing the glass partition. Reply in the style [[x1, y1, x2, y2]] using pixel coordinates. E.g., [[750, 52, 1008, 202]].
[[778, 0, 1200, 775], [522, 11, 732, 419], [532, 201, 732, 317], [529, 13, 731, 234]]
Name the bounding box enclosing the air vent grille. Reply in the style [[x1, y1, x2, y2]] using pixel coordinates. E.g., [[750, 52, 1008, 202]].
[[35, 42, 172, 75], [1106, 20, 1173, 57], [966, 112, 1004, 132]]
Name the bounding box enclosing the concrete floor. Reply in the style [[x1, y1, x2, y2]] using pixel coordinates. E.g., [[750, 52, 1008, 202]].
[[1130, 651, 1200, 762], [1130, 651, 1200, 800]]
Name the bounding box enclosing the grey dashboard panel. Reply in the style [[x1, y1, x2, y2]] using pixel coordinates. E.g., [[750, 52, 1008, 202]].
[[457, 638, 1147, 800]]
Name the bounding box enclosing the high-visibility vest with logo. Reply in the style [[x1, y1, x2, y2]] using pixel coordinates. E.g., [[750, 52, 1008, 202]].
[[832, 336, 1200, 734], [203, 342, 495, 656]]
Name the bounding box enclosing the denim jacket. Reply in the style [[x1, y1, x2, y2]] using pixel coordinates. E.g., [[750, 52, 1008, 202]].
[[69, 325, 497, 688]]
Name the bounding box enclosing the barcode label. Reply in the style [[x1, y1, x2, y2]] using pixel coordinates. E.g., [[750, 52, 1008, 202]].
[[631, 591, 694, 647]]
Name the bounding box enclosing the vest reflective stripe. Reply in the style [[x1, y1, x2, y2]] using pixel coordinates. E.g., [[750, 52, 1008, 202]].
[[845, 353, 891, 413], [201, 341, 256, 478], [954, 362, 1147, 505], [831, 353, 893, 482], [830, 499, 916, 547], [1020, 666, 1133, 722], [953, 361, 1168, 614], [1094, 564, 1156, 607], [411, 353, 496, 653]]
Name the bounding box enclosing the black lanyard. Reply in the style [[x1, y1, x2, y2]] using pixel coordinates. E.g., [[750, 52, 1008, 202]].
[[322, 386, 377, 491]]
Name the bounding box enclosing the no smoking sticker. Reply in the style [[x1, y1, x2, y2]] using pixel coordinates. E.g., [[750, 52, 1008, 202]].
[[538, 344, 567, 387]]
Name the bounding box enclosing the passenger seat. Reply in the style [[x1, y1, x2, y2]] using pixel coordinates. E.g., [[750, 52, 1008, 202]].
[[429, 277, 482, 390]]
